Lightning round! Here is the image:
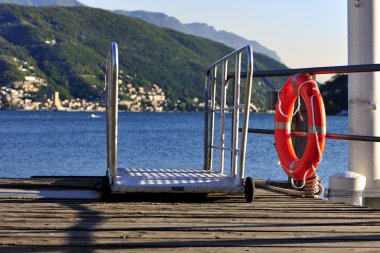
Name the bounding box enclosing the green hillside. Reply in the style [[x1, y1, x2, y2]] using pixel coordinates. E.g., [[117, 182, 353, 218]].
[[0, 4, 287, 109]]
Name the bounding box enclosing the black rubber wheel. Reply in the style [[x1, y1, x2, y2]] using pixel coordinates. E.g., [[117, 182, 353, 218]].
[[101, 175, 111, 202], [244, 177, 255, 203]]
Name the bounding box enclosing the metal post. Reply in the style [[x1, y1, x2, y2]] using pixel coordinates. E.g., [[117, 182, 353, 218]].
[[105, 72, 110, 174], [231, 53, 241, 176], [347, 0, 380, 207], [219, 60, 228, 174], [239, 46, 254, 180], [106, 42, 119, 184], [208, 68, 217, 171], [203, 75, 209, 171]]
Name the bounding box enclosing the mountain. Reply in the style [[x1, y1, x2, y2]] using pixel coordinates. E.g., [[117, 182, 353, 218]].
[[0, 0, 82, 6], [114, 10, 283, 63], [0, 4, 287, 109]]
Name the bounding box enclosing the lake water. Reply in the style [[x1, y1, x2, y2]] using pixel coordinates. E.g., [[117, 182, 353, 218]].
[[0, 111, 348, 188]]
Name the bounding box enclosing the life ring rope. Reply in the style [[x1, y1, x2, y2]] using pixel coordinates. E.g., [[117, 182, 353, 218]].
[[310, 90, 323, 160], [277, 78, 315, 119], [291, 165, 316, 189]]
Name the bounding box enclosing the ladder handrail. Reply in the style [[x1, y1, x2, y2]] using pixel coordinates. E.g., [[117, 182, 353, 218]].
[[206, 46, 251, 74], [105, 42, 119, 184]]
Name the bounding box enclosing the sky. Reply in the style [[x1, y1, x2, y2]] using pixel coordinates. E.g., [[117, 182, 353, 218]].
[[80, 0, 347, 82]]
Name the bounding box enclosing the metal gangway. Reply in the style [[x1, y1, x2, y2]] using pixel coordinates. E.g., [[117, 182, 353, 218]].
[[102, 42, 255, 202]]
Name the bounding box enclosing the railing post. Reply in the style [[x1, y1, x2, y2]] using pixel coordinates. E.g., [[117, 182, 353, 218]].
[[106, 42, 119, 184], [231, 53, 241, 177], [219, 60, 228, 174]]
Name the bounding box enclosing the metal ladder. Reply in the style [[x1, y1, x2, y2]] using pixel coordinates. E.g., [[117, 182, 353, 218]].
[[103, 43, 255, 202], [203, 45, 254, 180]]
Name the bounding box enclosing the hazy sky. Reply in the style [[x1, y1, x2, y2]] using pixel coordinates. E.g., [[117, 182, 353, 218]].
[[80, 0, 347, 82]]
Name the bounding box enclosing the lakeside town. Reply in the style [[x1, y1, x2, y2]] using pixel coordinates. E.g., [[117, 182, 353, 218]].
[[0, 57, 206, 112]]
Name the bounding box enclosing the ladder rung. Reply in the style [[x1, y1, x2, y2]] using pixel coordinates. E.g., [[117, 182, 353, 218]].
[[222, 107, 235, 112], [204, 107, 220, 113], [222, 147, 240, 152], [223, 105, 245, 111], [209, 145, 240, 152], [207, 104, 245, 113]]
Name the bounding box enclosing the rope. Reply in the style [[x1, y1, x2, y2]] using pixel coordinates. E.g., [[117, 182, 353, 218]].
[[277, 77, 315, 119], [301, 90, 324, 198], [311, 91, 323, 160], [303, 175, 324, 198], [290, 172, 324, 198], [277, 89, 301, 118], [290, 165, 316, 189], [267, 176, 324, 197]]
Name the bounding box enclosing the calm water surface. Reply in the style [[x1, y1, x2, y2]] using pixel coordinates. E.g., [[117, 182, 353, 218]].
[[0, 111, 348, 187]]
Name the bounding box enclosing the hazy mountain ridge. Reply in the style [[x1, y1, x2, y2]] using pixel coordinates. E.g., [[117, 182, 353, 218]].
[[115, 10, 283, 63], [0, 0, 82, 6]]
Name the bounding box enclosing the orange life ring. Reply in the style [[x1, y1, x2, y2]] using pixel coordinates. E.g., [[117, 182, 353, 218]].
[[274, 73, 326, 181]]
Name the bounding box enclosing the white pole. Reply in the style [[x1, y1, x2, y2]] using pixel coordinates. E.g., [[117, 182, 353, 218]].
[[348, 0, 380, 207]]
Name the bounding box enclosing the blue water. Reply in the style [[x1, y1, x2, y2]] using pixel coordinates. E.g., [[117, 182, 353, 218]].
[[0, 111, 348, 187]]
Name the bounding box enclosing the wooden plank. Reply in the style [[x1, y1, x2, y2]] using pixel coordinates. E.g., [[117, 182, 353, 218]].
[[2, 232, 380, 242], [3, 226, 380, 236], [0, 209, 376, 219], [0, 177, 103, 190], [0, 211, 379, 220], [1, 247, 379, 253], [1, 236, 380, 248], [0, 177, 379, 252], [0, 247, 378, 253]]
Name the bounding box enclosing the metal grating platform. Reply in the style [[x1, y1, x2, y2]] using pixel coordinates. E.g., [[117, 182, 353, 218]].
[[111, 168, 244, 194]]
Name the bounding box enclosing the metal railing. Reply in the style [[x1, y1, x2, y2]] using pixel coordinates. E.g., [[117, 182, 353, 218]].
[[231, 63, 380, 78], [105, 42, 119, 184], [235, 63, 380, 142], [203, 45, 253, 180], [242, 128, 380, 142]]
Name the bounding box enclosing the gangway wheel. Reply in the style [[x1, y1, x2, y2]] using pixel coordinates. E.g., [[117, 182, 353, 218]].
[[244, 177, 255, 203], [101, 175, 111, 201]]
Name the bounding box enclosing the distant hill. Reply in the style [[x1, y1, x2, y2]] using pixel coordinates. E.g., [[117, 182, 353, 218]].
[[0, 0, 82, 6], [114, 10, 283, 63], [0, 4, 287, 109]]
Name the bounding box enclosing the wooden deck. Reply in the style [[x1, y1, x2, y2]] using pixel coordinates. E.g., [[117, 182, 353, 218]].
[[0, 177, 380, 252]]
